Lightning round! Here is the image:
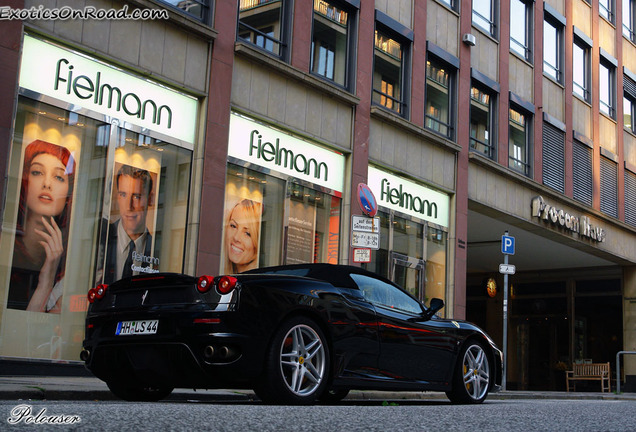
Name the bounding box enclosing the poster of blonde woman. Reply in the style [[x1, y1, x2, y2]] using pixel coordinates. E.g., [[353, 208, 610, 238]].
[[221, 189, 263, 274]]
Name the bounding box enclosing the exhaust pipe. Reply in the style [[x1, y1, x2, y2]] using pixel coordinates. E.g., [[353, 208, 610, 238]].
[[219, 346, 236, 359], [80, 349, 90, 362], [204, 345, 215, 360]]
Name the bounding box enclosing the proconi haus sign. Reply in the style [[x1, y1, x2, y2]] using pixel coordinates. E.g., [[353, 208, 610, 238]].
[[531, 196, 605, 242], [19, 35, 198, 144]]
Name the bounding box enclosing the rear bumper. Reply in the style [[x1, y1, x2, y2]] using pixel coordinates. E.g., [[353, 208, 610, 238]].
[[82, 309, 266, 389]]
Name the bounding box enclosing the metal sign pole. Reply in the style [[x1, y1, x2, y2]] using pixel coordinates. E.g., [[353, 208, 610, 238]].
[[502, 250, 509, 391]]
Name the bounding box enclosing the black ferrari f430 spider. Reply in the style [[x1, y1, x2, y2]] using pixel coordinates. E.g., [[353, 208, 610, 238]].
[[82, 264, 502, 404]]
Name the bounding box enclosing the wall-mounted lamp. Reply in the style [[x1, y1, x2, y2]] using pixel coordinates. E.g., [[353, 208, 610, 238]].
[[462, 33, 476, 47]]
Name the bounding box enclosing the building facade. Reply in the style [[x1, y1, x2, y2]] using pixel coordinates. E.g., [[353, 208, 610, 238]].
[[0, 0, 634, 391]]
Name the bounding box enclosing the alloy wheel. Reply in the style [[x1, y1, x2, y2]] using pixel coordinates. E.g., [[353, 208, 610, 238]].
[[462, 344, 490, 401], [278, 324, 326, 397]]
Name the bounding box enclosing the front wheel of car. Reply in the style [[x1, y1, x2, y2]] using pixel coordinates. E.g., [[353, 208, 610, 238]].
[[256, 316, 330, 405], [446, 341, 491, 404], [106, 381, 174, 402]]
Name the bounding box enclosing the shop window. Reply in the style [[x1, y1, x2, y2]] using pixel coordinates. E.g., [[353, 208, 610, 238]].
[[372, 12, 412, 118], [470, 84, 496, 159], [544, 12, 564, 84], [509, 107, 531, 176], [311, 0, 356, 89], [473, 0, 496, 37], [238, 0, 290, 60], [0, 97, 193, 360], [624, 0, 636, 42], [600, 0, 615, 23], [573, 34, 591, 102], [510, 0, 532, 61], [159, 0, 210, 22], [426, 225, 446, 306], [425, 56, 454, 138], [222, 164, 341, 272], [600, 58, 616, 119]]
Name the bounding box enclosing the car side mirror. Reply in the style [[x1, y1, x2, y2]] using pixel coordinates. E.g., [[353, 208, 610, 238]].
[[424, 297, 444, 319]]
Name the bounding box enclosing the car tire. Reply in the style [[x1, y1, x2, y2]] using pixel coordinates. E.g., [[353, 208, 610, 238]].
[[318, 388, 349, 404], [256, 316, 330, 405], [106, 381, 174, 402], [446, 341, 491, 404]]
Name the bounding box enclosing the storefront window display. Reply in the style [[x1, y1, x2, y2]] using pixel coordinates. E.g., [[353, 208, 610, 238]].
[[224, 113, 345, 270], [0, 35, 197, 362], [363, 166, 450, 311]]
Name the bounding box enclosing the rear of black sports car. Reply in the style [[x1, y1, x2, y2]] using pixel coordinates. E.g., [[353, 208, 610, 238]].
[[82, 273, 290, 391]]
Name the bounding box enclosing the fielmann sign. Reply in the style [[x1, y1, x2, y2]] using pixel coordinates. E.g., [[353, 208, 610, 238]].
[[19, 35, 198, 144], [367, 166, 449, 227]]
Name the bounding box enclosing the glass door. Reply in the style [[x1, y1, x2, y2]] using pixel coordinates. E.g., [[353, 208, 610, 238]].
[[390, 252, 424, 302]]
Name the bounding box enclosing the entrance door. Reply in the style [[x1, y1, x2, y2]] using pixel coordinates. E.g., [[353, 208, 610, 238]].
[[390, 252, 425, 303]]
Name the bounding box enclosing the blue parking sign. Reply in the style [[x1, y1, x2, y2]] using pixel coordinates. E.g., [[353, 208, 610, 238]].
[[501, 235, 515, 255]]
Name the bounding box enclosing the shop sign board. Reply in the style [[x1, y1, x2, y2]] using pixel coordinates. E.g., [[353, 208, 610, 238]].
[[19, 35, 198, 144], [352, 215, 380, 233], [353, 248, 372, 263], [228, 113, 345, 194], [367, 166, 449, 227], [351, 232, 380, 249]]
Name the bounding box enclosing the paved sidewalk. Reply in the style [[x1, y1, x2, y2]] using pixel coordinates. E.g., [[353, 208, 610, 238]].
[[1, 376, 635, 402]]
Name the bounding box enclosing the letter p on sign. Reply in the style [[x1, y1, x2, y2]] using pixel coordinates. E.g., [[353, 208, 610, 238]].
[[501, 235, 515, 255]]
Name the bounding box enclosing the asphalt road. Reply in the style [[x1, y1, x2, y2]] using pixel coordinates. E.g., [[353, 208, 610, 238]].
[[2, 398, 636, 431]]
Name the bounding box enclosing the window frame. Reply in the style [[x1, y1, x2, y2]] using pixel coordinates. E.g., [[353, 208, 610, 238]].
[[469, 69, 499, 160], [510, 0, 533, 62], [237, 0, 293, 62], [624, 0, 636, 41], [600, 0, 615, 24], [543, 8, 565, 85], [472, 0, 498, 38], [424, 44, 459, 140], [372, 11, 413, 118], [158, 0, 211, 23], [508, 95, 534, 177], [623, 69, 636, 133], [573, 29, 592, 103], [310, 0, 358, 91], [599, 51, 617, 119]]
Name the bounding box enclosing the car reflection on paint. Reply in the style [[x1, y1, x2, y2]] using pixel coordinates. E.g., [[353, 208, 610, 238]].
[[82, 264, 502, 405]]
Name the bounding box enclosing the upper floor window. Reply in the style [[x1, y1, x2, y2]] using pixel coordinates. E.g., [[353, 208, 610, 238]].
[[624, 0, 636, 41], [470, 84, 496, 159], [600, 57, 616, 118], [425, 53, 457, 139], [543, 14, 564, 84], [573, 34, 591, 102], [509, 107, 531, 176], [160, 0, 210, 22], [473, 0, 496, 37], [372, 12, 412, 118], [311, 0, 356, 89], [438, 0, 458, 12], [600, 0, 615, 23], [625, 73, 636, 133], [510, 0, 532, 61], [238, 0, 290, 60]]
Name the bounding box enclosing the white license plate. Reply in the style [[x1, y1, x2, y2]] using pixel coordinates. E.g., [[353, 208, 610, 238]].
[[116, 320, 158, 336]]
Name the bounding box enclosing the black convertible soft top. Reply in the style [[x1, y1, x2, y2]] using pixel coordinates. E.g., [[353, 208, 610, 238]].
[[241, 263, 396, 291]]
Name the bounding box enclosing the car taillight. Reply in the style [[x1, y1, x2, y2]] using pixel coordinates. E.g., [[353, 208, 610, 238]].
[[87, 284, 109, 304], [197, 275, 214, 293], [217, 276, 237, 295]]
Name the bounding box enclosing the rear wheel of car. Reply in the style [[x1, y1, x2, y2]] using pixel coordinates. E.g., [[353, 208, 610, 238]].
[[106, 381, 174, 402], [446, 341, 491, 404], [255, 316, 329, 405]]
